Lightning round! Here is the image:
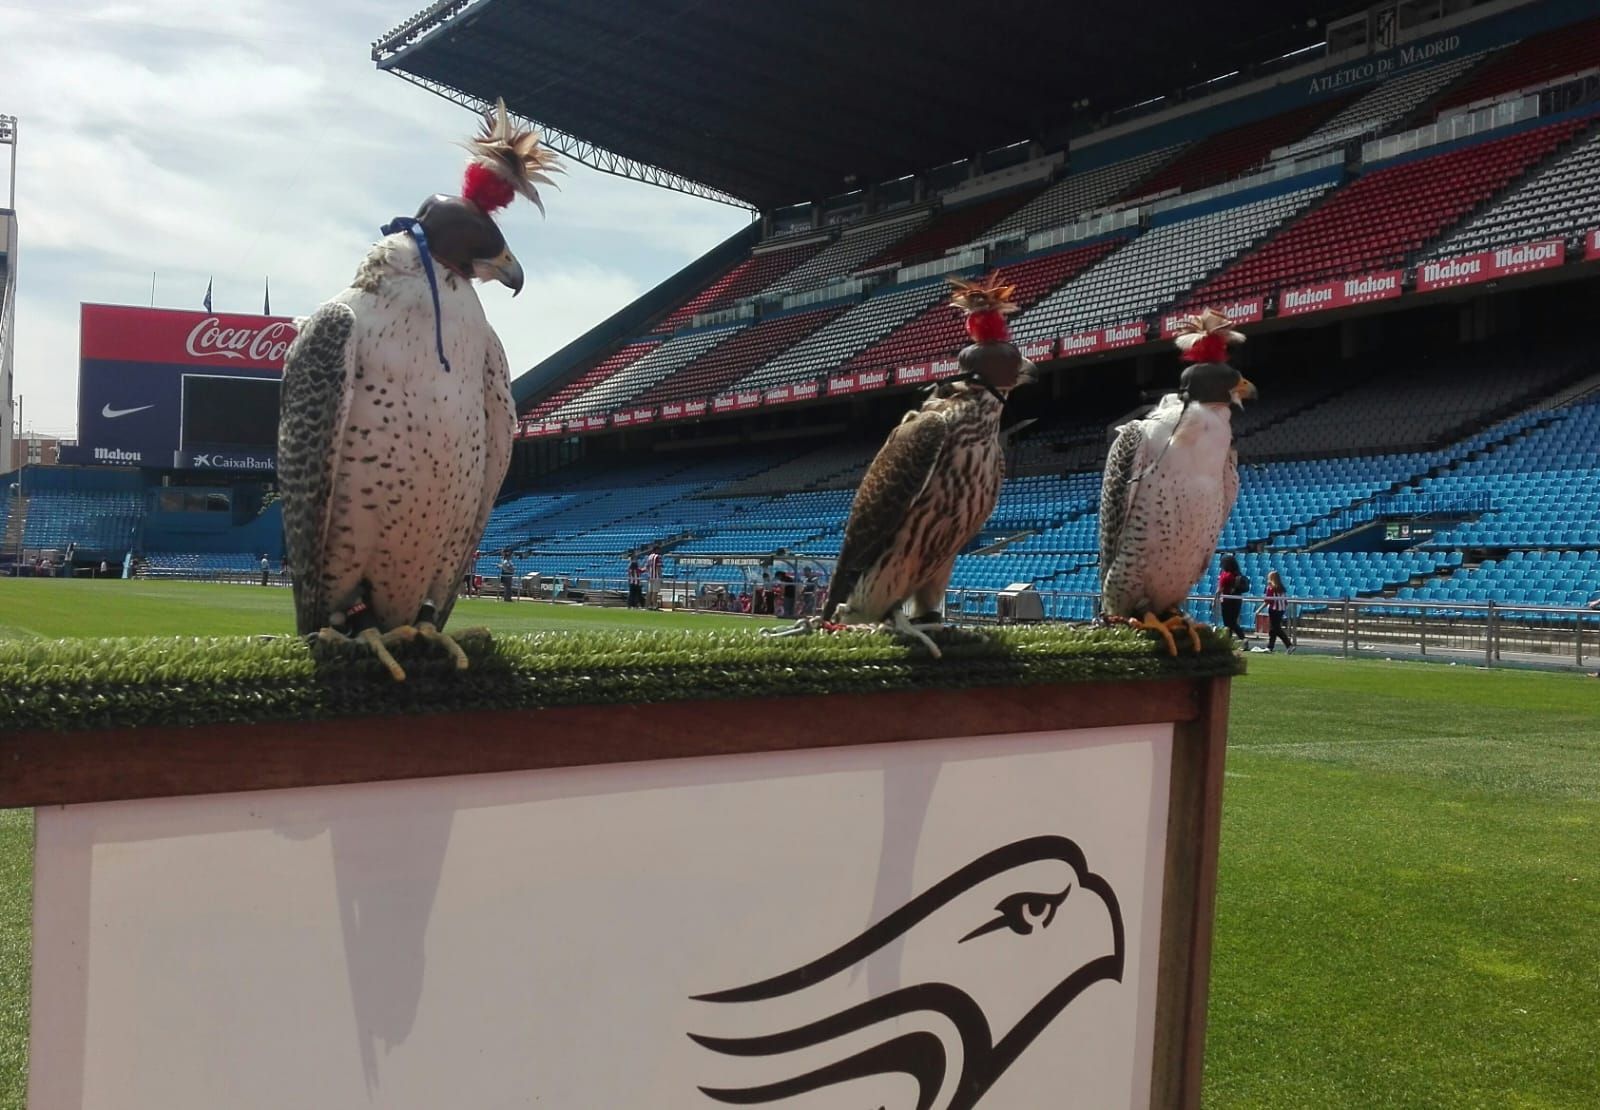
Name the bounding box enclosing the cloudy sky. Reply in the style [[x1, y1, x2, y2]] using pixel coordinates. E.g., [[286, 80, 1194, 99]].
[[3, 0, 752, 436]]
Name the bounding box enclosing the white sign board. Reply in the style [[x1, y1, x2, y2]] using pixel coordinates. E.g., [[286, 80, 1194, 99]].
[[32, 723, 1172, 1108]]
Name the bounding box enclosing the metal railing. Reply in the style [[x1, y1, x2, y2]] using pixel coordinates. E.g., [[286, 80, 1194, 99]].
[[941, 589, 1600, 669]]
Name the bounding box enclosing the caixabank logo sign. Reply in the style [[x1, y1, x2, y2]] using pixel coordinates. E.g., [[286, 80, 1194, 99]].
[[77, 303, 297, 463], [177, 449, 277, 471]]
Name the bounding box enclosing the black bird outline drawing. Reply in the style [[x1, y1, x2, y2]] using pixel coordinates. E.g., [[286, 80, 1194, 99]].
[[688, 835, 1126, 1109]]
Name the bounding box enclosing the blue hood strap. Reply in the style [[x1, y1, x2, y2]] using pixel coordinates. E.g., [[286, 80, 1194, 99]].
[[381, 216, 452, 374]]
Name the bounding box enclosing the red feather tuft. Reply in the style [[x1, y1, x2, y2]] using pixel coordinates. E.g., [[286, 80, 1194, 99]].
[[966, 310, 1011, 344], [462, 161, 516, 213], [1182, 333, 1230, 364]]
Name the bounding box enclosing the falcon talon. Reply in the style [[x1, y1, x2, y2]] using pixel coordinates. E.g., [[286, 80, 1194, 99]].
[[415, 621, 472, 670], [358, 627, 409, 682]]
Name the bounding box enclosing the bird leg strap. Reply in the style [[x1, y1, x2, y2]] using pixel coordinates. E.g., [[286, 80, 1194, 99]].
[[1106, 610, 1203, 656]]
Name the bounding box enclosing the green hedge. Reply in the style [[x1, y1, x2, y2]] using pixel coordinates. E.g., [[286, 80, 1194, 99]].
[[0, 624, 1243, 734]]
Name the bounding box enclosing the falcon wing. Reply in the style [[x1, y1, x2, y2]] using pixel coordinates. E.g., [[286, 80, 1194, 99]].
[[277, 301, 359, 635], [1098, 418, 1153, 584], [823, 410, 949, 620], [1223, 442, 1240, 518], [435, 332, 516, 629]]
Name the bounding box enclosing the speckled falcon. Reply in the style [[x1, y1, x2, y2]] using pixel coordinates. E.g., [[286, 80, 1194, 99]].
[[277, 99, 558, 680], [816, 274, 1036, 657], [1098, 308, 1256, 655]]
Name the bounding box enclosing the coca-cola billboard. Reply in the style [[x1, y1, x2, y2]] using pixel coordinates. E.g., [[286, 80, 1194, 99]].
[[82, 304, 298, 370], [78, 303, 300, 467], [1058, 320, 1148, 358], [1415, 238, 1565, 293], [1277, 270, 1402, 317], [1158, 299, 1265, 339]]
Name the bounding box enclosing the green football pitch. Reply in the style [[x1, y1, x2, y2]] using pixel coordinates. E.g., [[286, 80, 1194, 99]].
[[0, 579, 1596, 1107]]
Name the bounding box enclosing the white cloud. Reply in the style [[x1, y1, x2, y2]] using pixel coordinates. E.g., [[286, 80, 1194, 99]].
[[3, 0, 750, 436]]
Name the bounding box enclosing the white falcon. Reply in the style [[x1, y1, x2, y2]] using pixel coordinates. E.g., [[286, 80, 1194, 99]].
[[1098, 309, 1256, 655], [277, 100, 558, 679]]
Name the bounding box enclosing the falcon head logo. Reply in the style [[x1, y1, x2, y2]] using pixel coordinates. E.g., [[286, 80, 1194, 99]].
[[689, 836, 1124, 1109]]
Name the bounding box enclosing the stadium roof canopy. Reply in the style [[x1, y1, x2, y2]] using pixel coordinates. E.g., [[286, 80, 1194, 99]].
[[375, 0, 1367, 211]]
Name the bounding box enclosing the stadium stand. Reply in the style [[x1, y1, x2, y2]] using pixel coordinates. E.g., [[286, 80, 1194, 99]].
[[1433, 16, 1600, 111], [1187, 116, 1594, 307], [1234, 342, 1586, 459], [1013, 181, 1334, 340], [22, 488, 141, 552], [770, 210, 931, 293], [1126, 96, 1361, 196], [1423, 123, 1600, 257], [141, 552, 264, 580], [1295, 53, 1490, 150], [862, 190, 1041, 269], [551, 326, 739, 418], [633, 306, 848, 405], [652, 239, 825, 333], [526, 339, 661, 419], [732, 278, 953, 393], [981, 146, 1185, 240], [840, 239, 1124, 377]]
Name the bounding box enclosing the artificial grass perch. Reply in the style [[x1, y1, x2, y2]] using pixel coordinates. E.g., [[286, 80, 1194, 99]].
[[0, 624, 1242, 735]]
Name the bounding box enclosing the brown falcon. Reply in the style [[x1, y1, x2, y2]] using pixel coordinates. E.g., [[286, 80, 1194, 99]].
[[1098, 308, 1256, 655], [278, 100, 558, 680], [812, 275, 1036, 657]]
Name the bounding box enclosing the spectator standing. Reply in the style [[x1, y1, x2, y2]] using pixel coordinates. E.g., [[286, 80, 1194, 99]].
[[645, 546, 663, 608], [627, 556, 644, 609], [260, 554, 271, 587], [1216, 555, 1249, 640], [499, 552, 516, 602], [1262, 570, 1295, 652]]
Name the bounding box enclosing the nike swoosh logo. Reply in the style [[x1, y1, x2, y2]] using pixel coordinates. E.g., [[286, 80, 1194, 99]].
[[102, 404, 154, 419]]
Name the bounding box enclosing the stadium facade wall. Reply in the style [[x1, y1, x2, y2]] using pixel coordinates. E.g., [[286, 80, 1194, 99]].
[[140, 502, 283, 558]]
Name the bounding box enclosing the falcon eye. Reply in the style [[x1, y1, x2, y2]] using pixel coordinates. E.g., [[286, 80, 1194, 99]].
[[958, 885, 1072, 944]]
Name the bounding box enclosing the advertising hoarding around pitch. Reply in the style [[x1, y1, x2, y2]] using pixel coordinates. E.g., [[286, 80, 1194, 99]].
[[77, 304, 298, 467]]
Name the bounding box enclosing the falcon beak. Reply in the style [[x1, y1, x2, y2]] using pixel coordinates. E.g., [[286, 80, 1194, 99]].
[[476, 245, 525, 296], [1231, 376, 1257, 408]]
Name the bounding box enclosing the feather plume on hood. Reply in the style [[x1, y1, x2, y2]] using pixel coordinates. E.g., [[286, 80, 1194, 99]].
[[460, 97, 563, 215]]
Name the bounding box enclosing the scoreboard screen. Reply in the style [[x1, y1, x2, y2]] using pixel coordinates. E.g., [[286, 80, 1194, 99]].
[[182, 375, 281, 450]]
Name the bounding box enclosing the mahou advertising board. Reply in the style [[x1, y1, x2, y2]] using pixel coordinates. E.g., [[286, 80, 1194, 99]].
[[1158, 299, 1264, 340], [1415, 238, 1565, 293], [77, 304, 298, 466], [1276, 270, 1402, 317]]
